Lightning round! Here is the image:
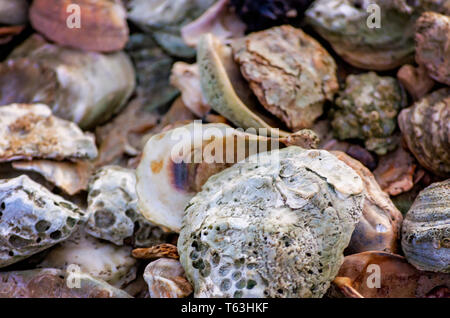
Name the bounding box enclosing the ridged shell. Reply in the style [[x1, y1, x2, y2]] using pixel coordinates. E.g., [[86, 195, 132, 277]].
[[398, 88, 450, 177], [401, 179, 450, 273]]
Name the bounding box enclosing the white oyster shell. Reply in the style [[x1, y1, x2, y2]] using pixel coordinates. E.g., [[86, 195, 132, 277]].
[[179, 147, 364, 298], [0, 175, 85, 268], [0, 103, 98, 162], [86, 166, 168, 247]]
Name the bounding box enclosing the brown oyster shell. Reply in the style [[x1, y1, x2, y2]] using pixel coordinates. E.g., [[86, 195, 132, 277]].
[[397, 64, 435, 101], [330, 251, 450, 298], [132, 244, 179, 260], [0, 103, 97, 162], [332, 151, 403, 254], [415, 12, 450, 86], [30, 0, 129, 52], [398, 88, 450, 177], [232, 25, 338, 130]]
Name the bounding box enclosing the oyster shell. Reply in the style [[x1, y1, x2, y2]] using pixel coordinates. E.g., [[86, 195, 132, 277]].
[[127, 0, 216, 58], [331, 72, 404, 155], [398, 88, 450, 177], [0, 104, 97, 162], [38, 229, 137, 288], [30, 0, 129, 52], [322, 139, 377, 171], [11, 160, 92, 196], [305, 0, 417, 70], [0, 0, 28, 25], [179, 147, 364, 298], [132, 244, 179, 260], [233, 25, 338, 130], [397, 64, 435, 101], [0, 175, 85, 268], [1, 34, 135, 129], [0, 269, 132, 298], [415, 12, 450, 86], [144, 258, 193, 298], [330, 251, 450, 298], [401, 179, 450, 273], [86, 166, 169, 247], [332, 151, 403, 254], [181, 0, 246, 48]]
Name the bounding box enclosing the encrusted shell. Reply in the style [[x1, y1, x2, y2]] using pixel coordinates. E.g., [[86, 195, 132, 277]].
[[415, 11, 450, 86], [2, 34, 135, 129], [179, 147, 364, 298], [232, 25, 338, 130], [38, 229, 137, 288], [401, 179, 450, 273], [0, 104, 98, 162], [0, 175, 85, 268], [30, 0, 129, 52], [0, 269, 132, 298], [86, 166, 169, 247], [143, 258, 193, 298], [331, 72, 404, 155], [332, 151, 403, 254], [398, 88, 450, 177]]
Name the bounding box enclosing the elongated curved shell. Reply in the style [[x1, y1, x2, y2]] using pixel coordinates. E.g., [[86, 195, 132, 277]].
[[198, 33, 290, 137], [0, 0, 28, 25], [398, 88, 450, 177], [38, 229, 137, 288], [0, 104, 97, 162], [30, 0, 128, 52], [233, 25, 338, 130], [179, 147, 364, 298], [0, 175, 85, 268], [144, 258, 193, 298], [332, 151, 403, 254], [331, 251, 450, 298], [402, 179, 450, 273], [136, 122, 281, 232], [3, 34, 135, 129], [0, 269, 132, 298]]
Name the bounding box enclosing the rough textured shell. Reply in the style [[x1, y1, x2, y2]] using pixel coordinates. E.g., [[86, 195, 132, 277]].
[[398, 88, 450, 177], [144, 258, 193, 298], [0, 175, 85, 268], [415, 12, 450, 86], [0, 269, 132, 298], [38, 229, 137, 288], [86, 166, 168, 247], [6, 34, 135, 129], [331, 72, 404, 155], [402, 179, 450, 273], [0, 104, 97, 162], [332, 151, 403, 254], [179, 147, 364, 298], [233, 25, 338, 130], [30, 0, 129, 52]]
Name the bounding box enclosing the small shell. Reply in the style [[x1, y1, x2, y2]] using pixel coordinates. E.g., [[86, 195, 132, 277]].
[[144, 258, 193, 298], [0, 104, 98, 162], [30, 0, 129, 52], [332, 151, 403, 254], [415, 12, 450, 86], [0, 175, 85, 268], [233, 25, 338, 130], [86, 166, 169, 247], [401, 179, 450, 273], [179, 147, 364, 298], [398, 88, 450, 177], [0, 0, 28, 25], [330, 251, 450, 298], [397, 64, 435, 101], [331, 72, 404, 155], [132, 244, 179, 260], [0, 269, 132, 298], [38, 229, 137, 288]]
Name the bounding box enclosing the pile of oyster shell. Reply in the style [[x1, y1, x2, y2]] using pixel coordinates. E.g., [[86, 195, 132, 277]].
[[0, 0, 448, 298]]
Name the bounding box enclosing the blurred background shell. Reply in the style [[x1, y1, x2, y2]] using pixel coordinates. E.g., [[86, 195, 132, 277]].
[[0, 0, 28, 25], [401, 179, 450, 273]]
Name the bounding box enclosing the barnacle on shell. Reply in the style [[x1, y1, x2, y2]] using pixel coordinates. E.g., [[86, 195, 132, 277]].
[[398, 88, 450, 177], [401, 179, 450, 273], [0, 175, 85, 268], [179, 147, 364, 298], [331, 72, 405, 155]]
